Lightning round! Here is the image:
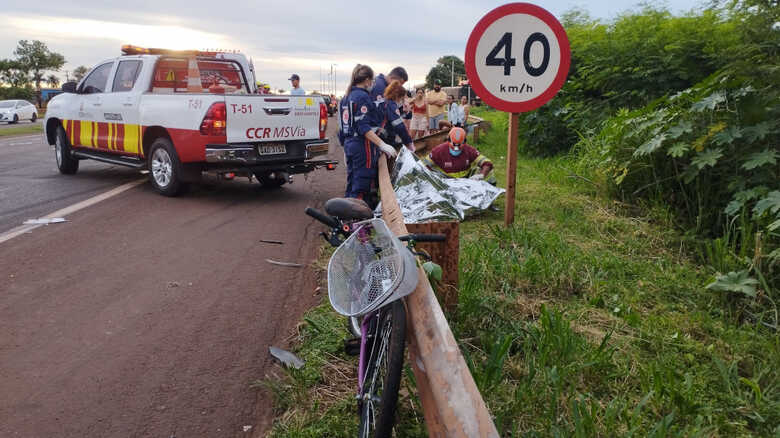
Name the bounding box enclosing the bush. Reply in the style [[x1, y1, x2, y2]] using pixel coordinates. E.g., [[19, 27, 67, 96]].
[[519, 6, 741, 157], [0, 86, 35, 101]]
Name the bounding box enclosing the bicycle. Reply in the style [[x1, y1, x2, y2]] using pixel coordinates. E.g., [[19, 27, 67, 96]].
[[305, 198, 445, 438]]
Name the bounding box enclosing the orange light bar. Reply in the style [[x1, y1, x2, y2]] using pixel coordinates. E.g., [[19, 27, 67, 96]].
[[121, 44, 240, 57]]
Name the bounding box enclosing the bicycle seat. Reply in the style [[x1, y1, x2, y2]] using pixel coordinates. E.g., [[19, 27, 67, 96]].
[[325, 197, 374, 221]]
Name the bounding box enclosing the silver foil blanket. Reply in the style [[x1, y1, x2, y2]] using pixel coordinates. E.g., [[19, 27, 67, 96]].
[[377, 147, 505, 223]]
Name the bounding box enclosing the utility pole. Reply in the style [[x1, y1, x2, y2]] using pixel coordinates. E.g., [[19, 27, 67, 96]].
[[451, 58, 455, 87], [333, 64, 338, 97]]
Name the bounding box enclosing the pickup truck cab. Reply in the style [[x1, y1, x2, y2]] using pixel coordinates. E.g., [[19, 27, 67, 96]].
[[44, 45, 335, 196]]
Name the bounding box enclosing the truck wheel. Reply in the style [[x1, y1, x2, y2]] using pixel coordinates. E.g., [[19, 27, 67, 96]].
[[148, 137, 187, 196], [255, 172, 286, 188], [31, 113, 37, 122], [11, 114, 18, 124], [55, 126, 79, 174]]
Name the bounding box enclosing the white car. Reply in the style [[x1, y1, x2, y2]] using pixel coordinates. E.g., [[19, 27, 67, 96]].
[[0, 100, 37, 124]]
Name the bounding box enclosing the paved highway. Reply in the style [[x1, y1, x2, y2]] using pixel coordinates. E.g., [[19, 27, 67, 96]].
[[0, 122, 346, 437]]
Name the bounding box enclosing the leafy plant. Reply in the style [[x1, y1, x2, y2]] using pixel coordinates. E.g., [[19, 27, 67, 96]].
[[706, 270, 760, 297]]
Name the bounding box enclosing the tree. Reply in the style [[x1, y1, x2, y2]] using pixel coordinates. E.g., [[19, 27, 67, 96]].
[[0, 59, 29, 87], [73, 65, 89, 82], [425, 56, 465, 89], [46, 74, 60, 88], [14, 40, 65, 90]]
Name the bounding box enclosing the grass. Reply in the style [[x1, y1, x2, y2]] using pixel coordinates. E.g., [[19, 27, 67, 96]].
[[0, 123, 42, 137], [263, 108, 780, 437]]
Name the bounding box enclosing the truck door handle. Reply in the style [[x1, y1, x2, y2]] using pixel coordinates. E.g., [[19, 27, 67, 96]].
[[263, 107, 291, 115]]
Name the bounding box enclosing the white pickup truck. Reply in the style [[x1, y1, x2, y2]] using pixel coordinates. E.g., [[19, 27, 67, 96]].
[[44, 45, 335, 196]]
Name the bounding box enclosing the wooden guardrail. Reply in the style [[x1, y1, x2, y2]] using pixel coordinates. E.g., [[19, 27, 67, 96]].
[[378, 156, 499, 437]]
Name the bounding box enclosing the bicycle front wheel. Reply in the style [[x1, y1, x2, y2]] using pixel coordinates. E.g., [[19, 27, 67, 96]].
[[358, 299, 406, 438]]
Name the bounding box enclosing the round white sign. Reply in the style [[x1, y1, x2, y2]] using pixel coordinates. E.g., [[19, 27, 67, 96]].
[[465, 3, 571, 113]]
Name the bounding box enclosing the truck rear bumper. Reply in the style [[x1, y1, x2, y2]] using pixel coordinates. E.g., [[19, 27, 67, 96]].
[[205, 139, 329, 164], [203, 139, 335, 175]]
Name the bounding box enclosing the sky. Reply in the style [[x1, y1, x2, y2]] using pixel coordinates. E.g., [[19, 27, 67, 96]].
[[1, 0, 706, 95]]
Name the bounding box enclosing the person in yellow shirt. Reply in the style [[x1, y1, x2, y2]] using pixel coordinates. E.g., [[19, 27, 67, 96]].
[[426, 79, 449, 131]]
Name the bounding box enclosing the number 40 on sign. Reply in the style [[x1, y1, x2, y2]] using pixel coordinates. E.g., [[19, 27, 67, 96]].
[[465, 2, 571, 225]]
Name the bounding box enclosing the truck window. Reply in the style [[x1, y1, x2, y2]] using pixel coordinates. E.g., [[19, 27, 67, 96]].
[[112, 60, 142, 92], [151, 57, 248, 93], [80, 62, 114, 94]]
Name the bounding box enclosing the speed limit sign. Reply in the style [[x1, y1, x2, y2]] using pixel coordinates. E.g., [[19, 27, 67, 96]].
[[465, 3, 570, 225], [465, 3, 570, 113]]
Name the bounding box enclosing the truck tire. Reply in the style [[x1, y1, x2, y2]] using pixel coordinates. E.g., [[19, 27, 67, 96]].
[[55, 125, 79, 174], [148, 137, 187, 196], [31, 113, 37, 122], [255, 172, 286, 188], [11, 114, 18, 124]]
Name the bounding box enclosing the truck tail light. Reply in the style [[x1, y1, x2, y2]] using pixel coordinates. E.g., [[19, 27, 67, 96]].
[[319, 102, 327, 139], [200, 102, 226, 136]]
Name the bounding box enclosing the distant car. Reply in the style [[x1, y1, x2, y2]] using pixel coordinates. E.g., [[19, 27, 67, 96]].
[[0, 100, 37, 124], [321, 95, 336, 116]]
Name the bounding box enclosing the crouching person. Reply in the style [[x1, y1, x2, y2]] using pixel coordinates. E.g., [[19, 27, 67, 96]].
[[422, 127, 495, 184]]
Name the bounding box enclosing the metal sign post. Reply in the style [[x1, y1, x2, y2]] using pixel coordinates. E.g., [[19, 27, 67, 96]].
[[465, 2, 571, 225]]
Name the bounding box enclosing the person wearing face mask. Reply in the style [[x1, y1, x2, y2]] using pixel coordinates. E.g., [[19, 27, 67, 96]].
[[338, 64, 397, 207], [422, 127, 495, 184], [426, 79, 449, 132]]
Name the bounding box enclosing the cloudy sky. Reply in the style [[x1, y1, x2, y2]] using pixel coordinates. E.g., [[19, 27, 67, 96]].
[[2, 0, 704, 94]]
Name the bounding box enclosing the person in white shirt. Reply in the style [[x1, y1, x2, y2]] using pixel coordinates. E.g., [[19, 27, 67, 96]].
[[289, 74, 305, 95], [447, 95, 466, 127]]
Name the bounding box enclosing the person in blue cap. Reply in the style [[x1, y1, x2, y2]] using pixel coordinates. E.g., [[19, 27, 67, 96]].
[[338, 64, 397, 207], [288, 74, 305, 95], [378, 79, 415, 152], [370, 66, 408, 110]]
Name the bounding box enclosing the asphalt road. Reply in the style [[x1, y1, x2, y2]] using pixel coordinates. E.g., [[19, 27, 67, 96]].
[[0, 133, 140, 234], [0, 121, 346, 437], [0, 119, 41, 130]]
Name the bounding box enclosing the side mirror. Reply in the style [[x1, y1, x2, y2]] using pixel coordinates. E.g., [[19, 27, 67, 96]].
[[62, 82, 77, 93]]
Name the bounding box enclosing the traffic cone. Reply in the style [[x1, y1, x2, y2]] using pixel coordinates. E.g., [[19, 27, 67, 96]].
[[186, 56, 202, 92]]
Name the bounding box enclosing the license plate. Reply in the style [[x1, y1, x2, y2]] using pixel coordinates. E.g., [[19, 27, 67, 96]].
[[257, 144, 286, 155]]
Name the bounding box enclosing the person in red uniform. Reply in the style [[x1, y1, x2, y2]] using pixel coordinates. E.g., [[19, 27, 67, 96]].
[[422, 127, 495, 184]]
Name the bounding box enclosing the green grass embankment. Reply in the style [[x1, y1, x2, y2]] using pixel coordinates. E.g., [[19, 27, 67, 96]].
[[0, 123, 42, 137], [263, 108, 779, 437]]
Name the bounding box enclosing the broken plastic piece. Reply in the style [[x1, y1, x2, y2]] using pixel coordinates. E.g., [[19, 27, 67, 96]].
[[266, 259, 302, 268], [269, 346, 304, 369], [23, 217, 67, 225]]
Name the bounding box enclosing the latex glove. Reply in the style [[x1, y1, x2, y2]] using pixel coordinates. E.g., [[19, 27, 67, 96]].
[[470, 173, 484, 181], [406, 142, 416, 152], [378, 141, 397, 158]]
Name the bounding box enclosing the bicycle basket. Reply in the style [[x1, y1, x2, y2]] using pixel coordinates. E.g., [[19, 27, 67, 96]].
[[327, 218, 418, 317]]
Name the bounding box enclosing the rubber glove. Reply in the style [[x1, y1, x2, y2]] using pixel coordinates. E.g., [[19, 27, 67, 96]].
[[470, 173, 484, 181], [378, 141, 397, 158]]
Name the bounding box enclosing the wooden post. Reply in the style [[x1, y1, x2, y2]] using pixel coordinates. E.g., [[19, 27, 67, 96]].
[[405, 222, 460, 314], [378, 157, 499, 437], [504, 112, 519, 226]]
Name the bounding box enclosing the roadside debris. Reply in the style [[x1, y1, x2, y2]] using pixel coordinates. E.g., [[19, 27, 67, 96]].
[[167, 281, 180, 288], [23, 217, 67, 225], [265, 259, 302, 268], [259, 239, 284, 245], [269, 346, 305, 369], [313, 286, 321, 296], [242, 425, 253, 433]]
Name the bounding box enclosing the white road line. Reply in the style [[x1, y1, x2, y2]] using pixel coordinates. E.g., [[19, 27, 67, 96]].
[[0, 178, 147, 245]]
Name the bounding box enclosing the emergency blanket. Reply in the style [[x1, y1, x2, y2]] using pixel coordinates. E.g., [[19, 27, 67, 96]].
[[377, 147, 505, 223]]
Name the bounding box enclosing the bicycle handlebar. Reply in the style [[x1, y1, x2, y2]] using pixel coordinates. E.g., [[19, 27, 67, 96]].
[[305, 207, 340, 229], [399, 233, 446, 243]]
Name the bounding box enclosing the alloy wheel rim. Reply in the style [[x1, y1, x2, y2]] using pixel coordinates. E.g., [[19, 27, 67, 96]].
[[151, 148, 172, 187], [55, 137, 62, 167]]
